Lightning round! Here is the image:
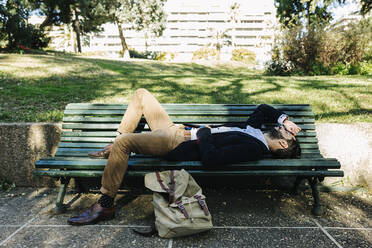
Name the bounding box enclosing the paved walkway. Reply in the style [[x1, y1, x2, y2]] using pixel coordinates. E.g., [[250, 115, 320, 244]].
[[0, 187, 371, 247]]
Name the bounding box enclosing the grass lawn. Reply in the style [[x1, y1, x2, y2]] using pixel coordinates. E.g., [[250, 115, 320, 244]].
[[0, 53, 371, 123]]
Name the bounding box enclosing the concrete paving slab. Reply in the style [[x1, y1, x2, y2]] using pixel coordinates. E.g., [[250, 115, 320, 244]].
[[2, 226, 168, 248], [34, 188, 317, 227], [202, 188, 316, 227], [172, 228, 338, 248], [33, 192, 155, 226], [32, 193, 102, 226], [327, 229, 372, 248], [2, 187, 371, 247], [0, 227, 19, 245], [0, 188, 55, 225], [315, 191, 372, 228]]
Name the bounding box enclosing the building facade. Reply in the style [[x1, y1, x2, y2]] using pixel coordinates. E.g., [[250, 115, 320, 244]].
[[46, 0, 277, 63]]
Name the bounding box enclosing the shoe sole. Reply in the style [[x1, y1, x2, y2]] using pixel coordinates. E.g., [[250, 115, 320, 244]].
[[67, 214, 115, 226]]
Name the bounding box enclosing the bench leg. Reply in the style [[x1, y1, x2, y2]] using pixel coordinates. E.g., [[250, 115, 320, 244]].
[[308, 177, 324, 216], [55, 177, 71, 214]]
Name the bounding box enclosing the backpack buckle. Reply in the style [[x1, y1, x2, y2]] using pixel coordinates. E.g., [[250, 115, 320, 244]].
[[194, 195, 210, 216], [175, 200, 189, 219]]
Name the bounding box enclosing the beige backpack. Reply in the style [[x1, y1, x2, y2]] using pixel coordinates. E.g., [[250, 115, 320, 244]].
[[143, 169, 213, 238]]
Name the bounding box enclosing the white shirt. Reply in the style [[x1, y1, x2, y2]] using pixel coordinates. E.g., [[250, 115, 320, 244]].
[[189, 114, 288, 150]]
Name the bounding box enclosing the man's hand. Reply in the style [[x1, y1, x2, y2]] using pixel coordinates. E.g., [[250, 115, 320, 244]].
[[200, 125, 211, 129], [283, 120, 301, 136]]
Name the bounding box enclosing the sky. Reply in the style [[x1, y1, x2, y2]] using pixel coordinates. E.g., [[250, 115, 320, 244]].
[[329, 0, 360, 22]]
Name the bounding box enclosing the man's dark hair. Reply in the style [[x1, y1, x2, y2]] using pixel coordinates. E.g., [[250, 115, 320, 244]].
[[272, 137, 301, 159]]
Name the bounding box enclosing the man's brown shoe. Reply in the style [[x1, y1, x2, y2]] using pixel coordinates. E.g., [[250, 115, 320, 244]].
[[88, 144, 113, 158], [67, 203, 115, 225]]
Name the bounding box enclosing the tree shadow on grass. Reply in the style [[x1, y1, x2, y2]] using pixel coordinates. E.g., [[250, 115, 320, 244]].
[[1, 54, 370, 122], [293, 78, 371, 121]]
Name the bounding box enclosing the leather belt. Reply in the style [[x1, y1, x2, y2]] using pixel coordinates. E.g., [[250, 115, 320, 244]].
[[184, 130, 191, 141]]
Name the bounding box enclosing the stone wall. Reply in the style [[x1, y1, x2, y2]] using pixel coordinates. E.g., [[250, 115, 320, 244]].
[[0, 123, 62, 187], [0, 123, 371, 189]]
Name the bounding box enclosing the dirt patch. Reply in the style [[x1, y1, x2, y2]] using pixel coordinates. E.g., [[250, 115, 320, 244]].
[[316, 123, 372, 189]]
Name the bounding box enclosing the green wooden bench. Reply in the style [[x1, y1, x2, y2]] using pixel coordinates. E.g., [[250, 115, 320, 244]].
[[33, 104, 343, 215]]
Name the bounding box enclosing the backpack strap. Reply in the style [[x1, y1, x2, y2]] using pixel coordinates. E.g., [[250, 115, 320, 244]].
[[175, 200, 189, 219], [169, 170, 175, 203], [155, 170, 175, 204], [194, 195, 210, 216]]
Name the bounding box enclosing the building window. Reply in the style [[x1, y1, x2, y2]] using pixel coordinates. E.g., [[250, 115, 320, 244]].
[[236, 36, 257, 39], [236, 28, 263, 31], [241, 20, 264, 23]]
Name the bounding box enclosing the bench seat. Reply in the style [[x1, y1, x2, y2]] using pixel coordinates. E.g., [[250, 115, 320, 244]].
[[33, 103, 343, 215]]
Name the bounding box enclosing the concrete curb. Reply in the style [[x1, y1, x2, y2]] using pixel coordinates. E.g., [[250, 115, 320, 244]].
[[0, 123, 62, 187]]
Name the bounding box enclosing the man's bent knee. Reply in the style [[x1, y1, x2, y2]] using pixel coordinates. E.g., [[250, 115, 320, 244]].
[[112, 133, 132, 153], [134, 88, 149, 97]]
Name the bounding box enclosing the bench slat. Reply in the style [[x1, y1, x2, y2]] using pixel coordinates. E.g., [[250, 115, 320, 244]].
[[54, 150, 322, 158], [59, 136, 319, 143], [33, 169, 343, 178], [61, 130, 316, 138], [62, 116, 316, 123], [66, 104, 312, 111], [56, 142, 322, 149], [55, 147, 320, 153], [54, 153, 324, 159], [36, 158, 340, 168], [64, 109, 314, 117], [61, 123, 316, 130]]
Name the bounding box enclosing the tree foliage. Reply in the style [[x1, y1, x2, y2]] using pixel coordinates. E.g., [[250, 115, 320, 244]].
[[360, 0, 372, 15], [36, 0, 108, 52], [0, 0, 50, 49], [100, 0, 166, 56], [274, 0, 345, 29]]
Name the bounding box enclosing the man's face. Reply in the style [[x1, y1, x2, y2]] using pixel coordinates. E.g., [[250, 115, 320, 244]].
[[268, 126, 295, 141]]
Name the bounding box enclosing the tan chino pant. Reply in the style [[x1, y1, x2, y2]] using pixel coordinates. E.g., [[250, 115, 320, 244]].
[[100, 88, 186, 198]]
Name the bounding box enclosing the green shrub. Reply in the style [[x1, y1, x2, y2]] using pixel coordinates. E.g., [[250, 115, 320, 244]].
[[359, 61, 372, 75], [265, 60, 291, 76], [129, 49, 157, 60], [155, 52, 167, 61], [128, 49, 173, 61], [231, 48, 256, 64], [265, 26, 322, 75], [331, 62, 349, 75], [192, 47, 218, 61], [348, 64, 361, 75], [266, 18, 372, 76], [265, 45, 291, 75], [309, 62, 329, 76]]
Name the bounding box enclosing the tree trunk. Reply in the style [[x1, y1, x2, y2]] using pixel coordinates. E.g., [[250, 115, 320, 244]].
[[8, 31, 13, 49], [115, 17, 129, 59], [144, 32, 148, 52], [232, 21, 236, 48], [73, 5, 82, 53], [40, 14, 54, 29], [306, 1, 311, 31]]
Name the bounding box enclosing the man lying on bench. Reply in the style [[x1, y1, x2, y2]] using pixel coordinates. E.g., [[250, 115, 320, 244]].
[[68, 88, 301, 225]]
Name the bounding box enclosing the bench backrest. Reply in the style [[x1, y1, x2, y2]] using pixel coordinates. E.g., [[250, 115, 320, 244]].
[[58, 104, 320, 159]]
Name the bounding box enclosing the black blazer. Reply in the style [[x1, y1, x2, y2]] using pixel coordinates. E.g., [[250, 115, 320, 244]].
[[164, 104, 285, 166]]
